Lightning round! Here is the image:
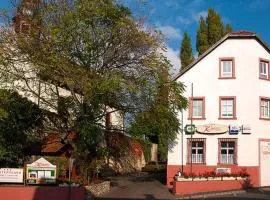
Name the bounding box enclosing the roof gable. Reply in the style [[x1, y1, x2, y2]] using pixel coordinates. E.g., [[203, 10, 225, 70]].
[[174, 31, 270, 80]]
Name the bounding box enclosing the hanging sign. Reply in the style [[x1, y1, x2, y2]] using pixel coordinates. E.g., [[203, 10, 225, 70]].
[[185, 125, 196, 134], [241, 125, 251, 134], [215, 168, 231, 174], [229, 125, 240, 134], [0, 168, 24, 183], [196, 124, 228, 134]]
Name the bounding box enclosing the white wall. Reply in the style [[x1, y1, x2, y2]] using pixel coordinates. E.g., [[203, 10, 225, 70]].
[[168, 38, 270, 167]]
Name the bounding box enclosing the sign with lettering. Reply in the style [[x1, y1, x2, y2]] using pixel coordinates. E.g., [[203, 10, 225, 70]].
[[26, 157, 57, 185], [185, 125, 196, 134], [242, 125, 251, 134], [215, 168, 231, 174], [0, 168, 24, 183], [229, 125, 239, 134], [196, 124, 228, 134]]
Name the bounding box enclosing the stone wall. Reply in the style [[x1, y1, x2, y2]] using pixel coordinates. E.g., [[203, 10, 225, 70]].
[[84, 181, 110, 197]]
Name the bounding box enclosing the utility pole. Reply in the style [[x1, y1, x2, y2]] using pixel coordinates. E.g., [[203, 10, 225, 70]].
[[190, 83, 193, 177]]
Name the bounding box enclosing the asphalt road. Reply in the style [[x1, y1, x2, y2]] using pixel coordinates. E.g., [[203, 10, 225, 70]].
[[96, 172, 176, 200], [96, 172, 270, 200]]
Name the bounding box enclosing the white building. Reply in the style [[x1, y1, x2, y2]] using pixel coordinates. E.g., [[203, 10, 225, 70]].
[[167, 31, 270, 188]]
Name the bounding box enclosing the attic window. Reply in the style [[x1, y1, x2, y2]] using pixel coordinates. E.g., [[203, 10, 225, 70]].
[[259, 59, 269, 80], [219, 58, 235, 79]]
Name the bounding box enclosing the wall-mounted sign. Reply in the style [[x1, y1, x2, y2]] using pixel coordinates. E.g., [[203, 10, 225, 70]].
[[242, 125, 251, 134], [0, 168, 23, 183], [229, 125, 239, 134], [215, 168, 231, 174], [185, 125, 196, 134], [26, 157, 56, 185], [196, 124, 228, 134]]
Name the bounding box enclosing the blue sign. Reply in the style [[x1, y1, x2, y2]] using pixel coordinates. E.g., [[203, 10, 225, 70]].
[[229, 125, 239, 134]]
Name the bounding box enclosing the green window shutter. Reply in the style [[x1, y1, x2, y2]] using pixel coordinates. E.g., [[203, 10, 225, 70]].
[[51, 170, 55, 177]]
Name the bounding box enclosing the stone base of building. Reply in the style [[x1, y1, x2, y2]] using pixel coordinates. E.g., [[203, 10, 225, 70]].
[[167, 165, 260, 191], [173, 179, 250, 195]]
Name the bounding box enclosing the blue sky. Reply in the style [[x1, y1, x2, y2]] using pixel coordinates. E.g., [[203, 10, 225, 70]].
[[123, 0, 270, 74], [1, 0, 270, 73]]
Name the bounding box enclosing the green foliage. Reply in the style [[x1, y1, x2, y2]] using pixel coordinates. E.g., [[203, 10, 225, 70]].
[[0, 90, 43, 167], [0, 0, 187, 166], [196, 8, 233, 55], [196, 17, 209, 56], [139, 140, 152, 162], [129, 72, 187, 161], [206, 8, 224, 46], [180, 32, 194, 71], [225, 24, 233, 34]]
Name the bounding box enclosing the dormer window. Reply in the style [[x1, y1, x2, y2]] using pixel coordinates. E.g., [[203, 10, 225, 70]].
[[219, 58, 235, 79], [259, 59, 269, 80]]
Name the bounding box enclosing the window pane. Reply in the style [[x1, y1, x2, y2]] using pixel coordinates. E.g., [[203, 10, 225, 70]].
[[198, 149, 203, 154], [221, 149, 227, 154], [260, 62, 269, 78], [197, 141, 203, 147], [221, 99, 234, 117], [228, 142, 235, 148], [192, 142, 197, 147], [221, 142, 227, 147], [192, 149, 196, 154], [222, 60, 233, 77], [192, 99, 203, 117], [229, 149, 234, 154], [261, 100, 270, 118]]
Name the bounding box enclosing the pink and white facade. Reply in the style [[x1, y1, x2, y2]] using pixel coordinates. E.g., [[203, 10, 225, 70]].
[[167, 31, 270, 192]]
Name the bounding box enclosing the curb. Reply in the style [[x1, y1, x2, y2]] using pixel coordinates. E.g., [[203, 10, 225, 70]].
[[176, 189, 246, 199]]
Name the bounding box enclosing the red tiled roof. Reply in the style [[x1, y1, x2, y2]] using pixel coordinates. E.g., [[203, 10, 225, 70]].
[[41, 132, 75, 153], [229, 30, 256, 36]]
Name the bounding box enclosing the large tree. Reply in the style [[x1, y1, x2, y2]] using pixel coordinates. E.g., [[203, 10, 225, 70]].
[[206, 8, 224, 46], [0, 89, 43, 167], [0, 0, 187, 164], [180, 32, 194, 71], [196, 17, 209, 56], [196, 8, 233, 55]]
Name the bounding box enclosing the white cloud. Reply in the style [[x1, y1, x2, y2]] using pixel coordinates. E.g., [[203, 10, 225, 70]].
[[176, 16, 191, 25], [163, 47, 181, 75], [191, 10, 207, 22], [158, 25, 182, 41]]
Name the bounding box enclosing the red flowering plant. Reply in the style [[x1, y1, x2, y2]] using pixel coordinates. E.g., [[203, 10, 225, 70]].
[[238, 168, 250, 178]]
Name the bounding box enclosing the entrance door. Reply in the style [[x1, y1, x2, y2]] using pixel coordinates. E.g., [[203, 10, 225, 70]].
[[260, 140, 270, 186]]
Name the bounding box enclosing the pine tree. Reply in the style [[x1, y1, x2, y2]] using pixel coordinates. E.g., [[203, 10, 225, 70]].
[[225, 24, 233, 34], [180, 32, 194, 71], [196, 8, 233, 55], [196, 17, 209, 55], [206, 8, 225, 46]]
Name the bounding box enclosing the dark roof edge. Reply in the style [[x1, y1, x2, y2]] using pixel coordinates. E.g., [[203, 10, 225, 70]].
[[173, 33, 270, 81]]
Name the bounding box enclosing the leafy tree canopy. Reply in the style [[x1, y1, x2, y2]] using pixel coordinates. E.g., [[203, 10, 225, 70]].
[[196, 8, 233, 55], [0, 0, 187, 163], [180, 32, 194, 71], [0, 89, 43, 167]]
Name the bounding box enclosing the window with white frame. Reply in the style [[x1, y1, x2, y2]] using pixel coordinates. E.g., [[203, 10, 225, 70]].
[[221, 60, 233, 78], [220, 141, 235, 164], [192, 99, 203, 118], [260, 98, 270, 119], [220, 98, 235, 118], [188, 139, 205, 164], [260, 61, 269, 79]]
